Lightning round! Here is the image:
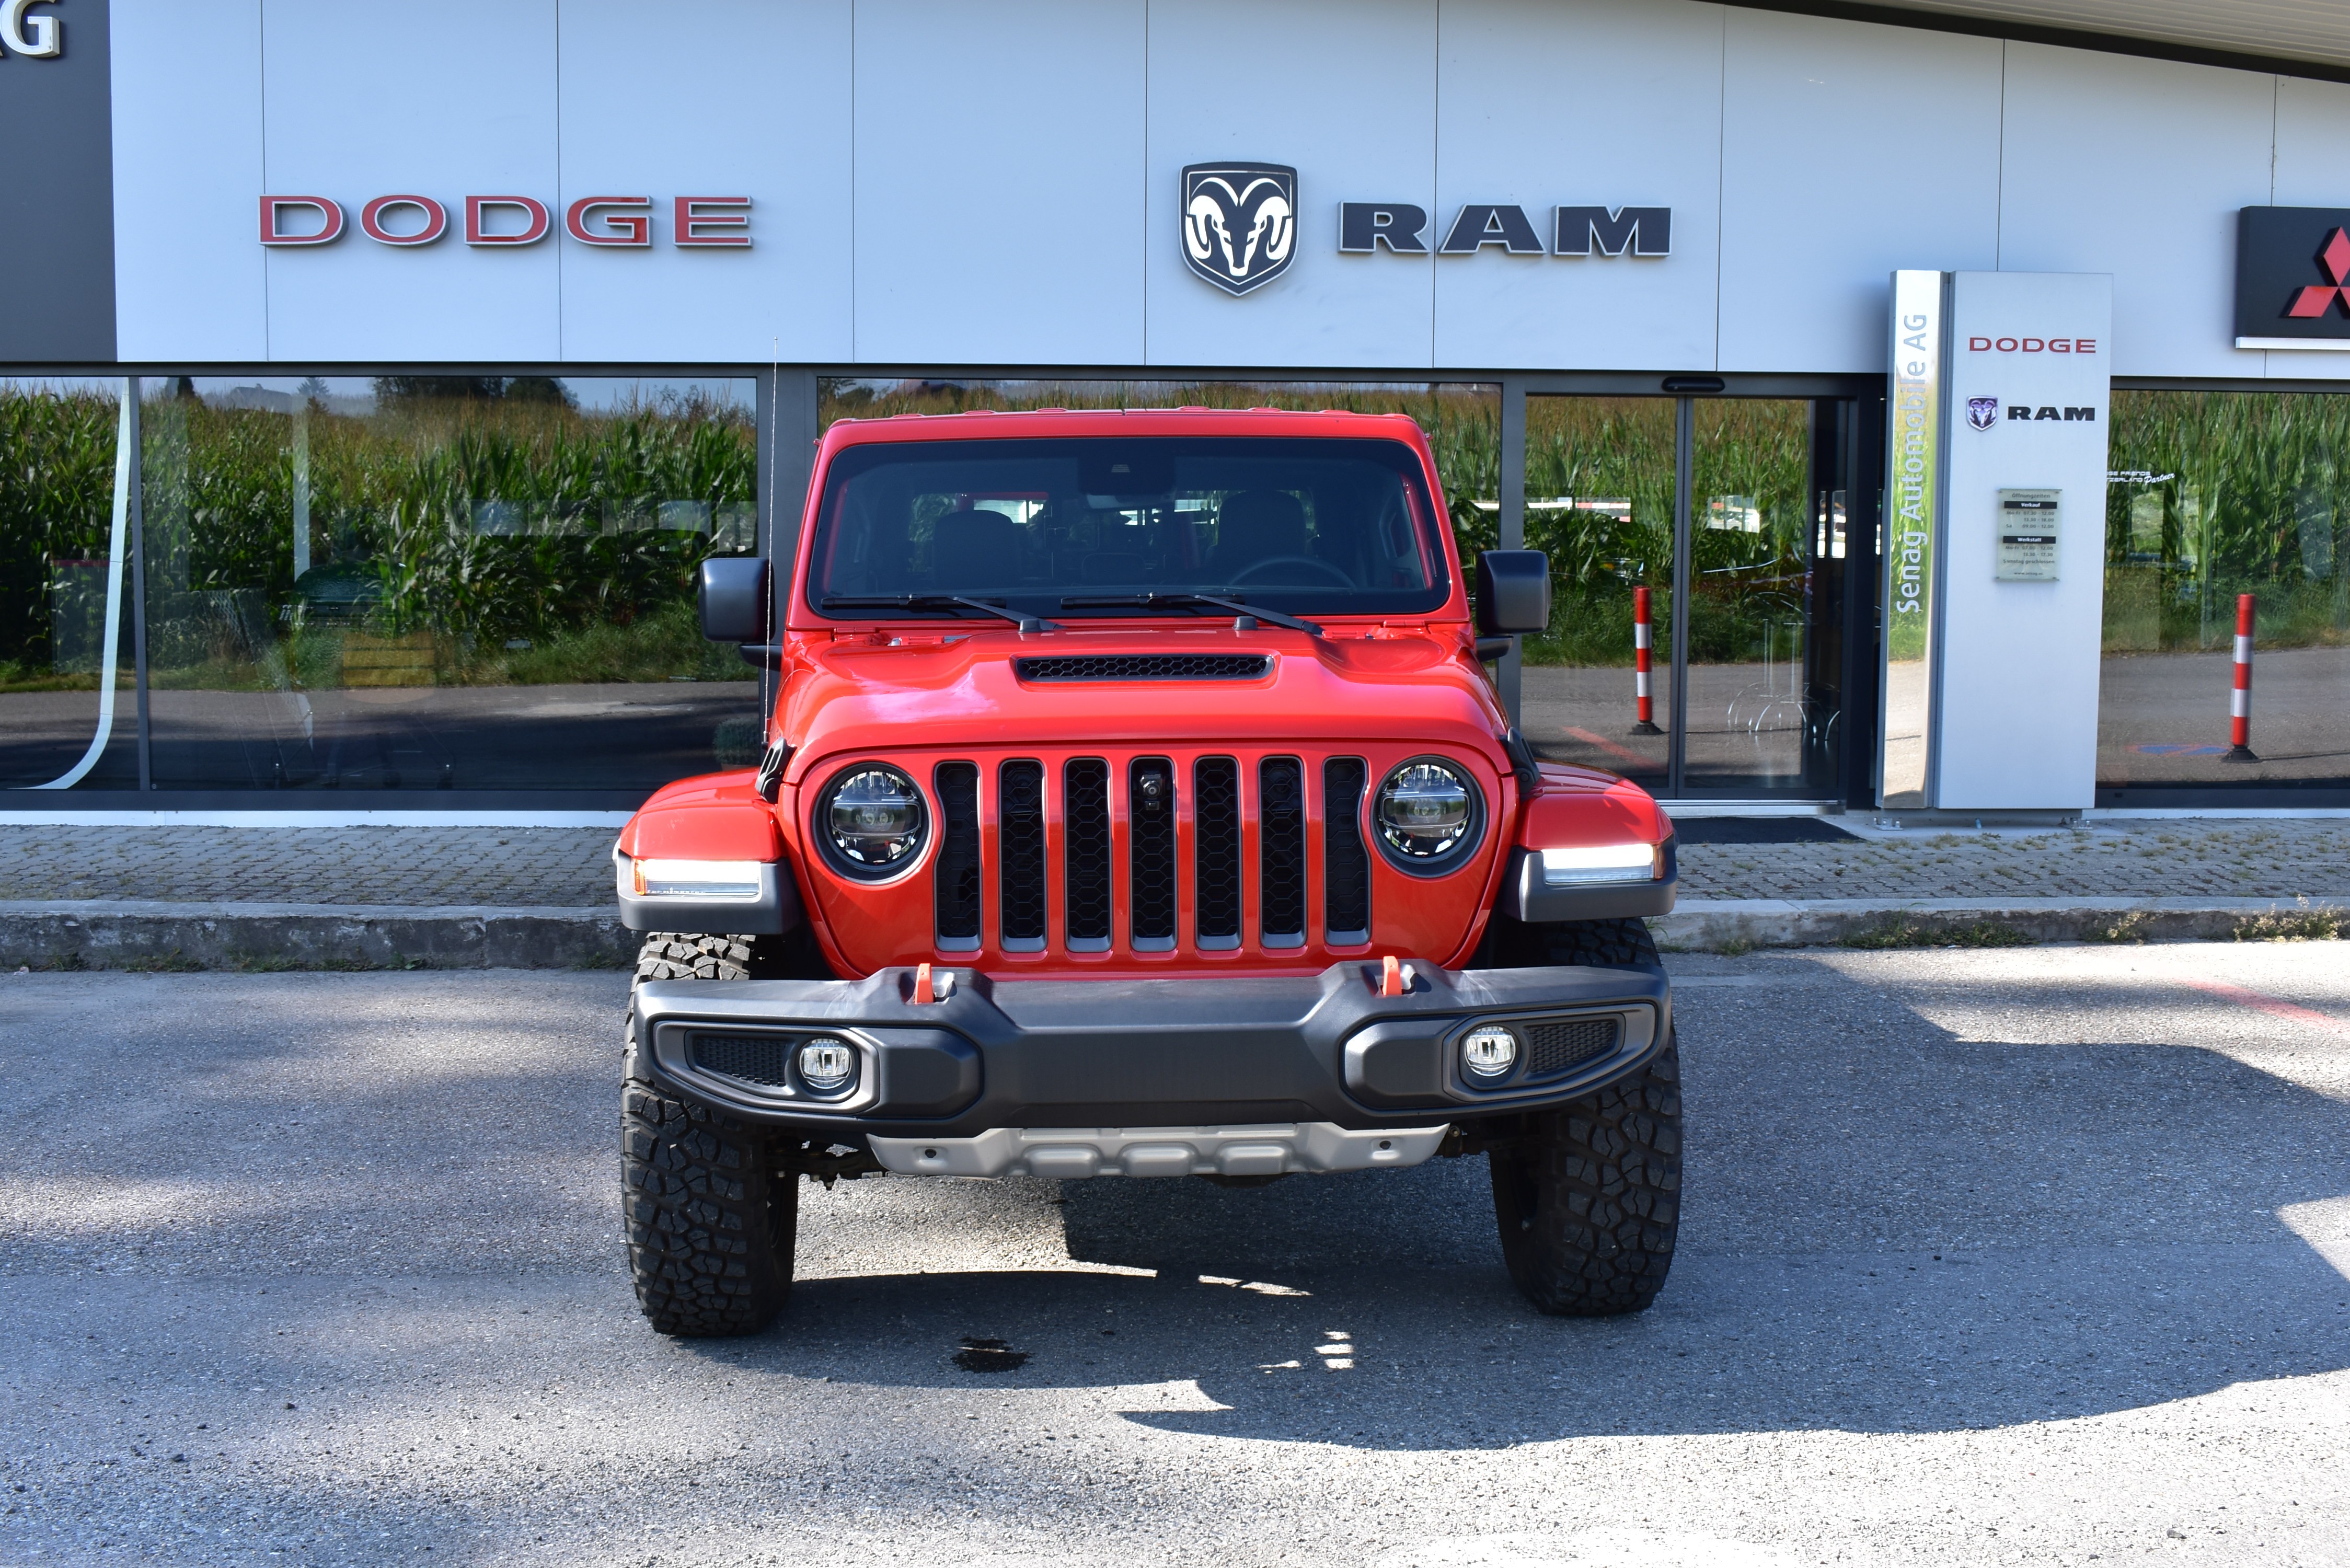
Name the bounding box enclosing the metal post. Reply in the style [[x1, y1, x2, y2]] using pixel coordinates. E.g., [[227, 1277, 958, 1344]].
[[1497, 379, 1527, 727], [127, 380, 150, 791], [1668, 395, 1693, 797]]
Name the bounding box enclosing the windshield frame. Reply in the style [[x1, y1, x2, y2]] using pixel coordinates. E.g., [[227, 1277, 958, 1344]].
[[798, 433, 1455, 626]]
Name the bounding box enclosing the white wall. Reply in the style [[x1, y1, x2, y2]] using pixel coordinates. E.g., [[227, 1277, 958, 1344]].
[[109, 0, 267, 363], [851, 0, 1147, 366], [1431, 0, 1723, 371], [98, 0, 2342, 374], [1718, 9, 2002, 374], [1143, 0, 1437, 370]]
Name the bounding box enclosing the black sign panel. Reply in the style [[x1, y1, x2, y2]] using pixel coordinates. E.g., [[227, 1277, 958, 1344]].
[[0, 0, 116, 362], [2236, 206, 2350, 345]]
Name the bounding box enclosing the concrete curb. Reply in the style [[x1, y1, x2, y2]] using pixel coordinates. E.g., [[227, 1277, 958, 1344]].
[[1654, 896, 2349, 951], [4, 895, 2343, 971], [0, 901, 635, 971]]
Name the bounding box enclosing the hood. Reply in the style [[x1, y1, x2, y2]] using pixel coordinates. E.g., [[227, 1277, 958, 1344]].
[[777, 622, 1504, 781]]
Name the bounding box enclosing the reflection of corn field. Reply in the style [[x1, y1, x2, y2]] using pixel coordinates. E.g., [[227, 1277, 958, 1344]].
[[2106, 390, 2349, 652], [1520, 397, 1811, 666], [0, 386, 759, 690], [0, 388, 121, 686]]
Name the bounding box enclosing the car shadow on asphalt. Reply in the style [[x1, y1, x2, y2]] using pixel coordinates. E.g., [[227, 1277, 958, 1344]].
[[738, 959, 2350, 1451]]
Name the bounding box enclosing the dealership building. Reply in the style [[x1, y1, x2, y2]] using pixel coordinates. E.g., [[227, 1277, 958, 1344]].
[[2, 0, 2346, 820]]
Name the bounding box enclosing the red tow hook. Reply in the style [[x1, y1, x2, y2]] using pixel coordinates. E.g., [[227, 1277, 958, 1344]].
[[909, 962, 956, 1004], [1377, 955, 1418, 998]]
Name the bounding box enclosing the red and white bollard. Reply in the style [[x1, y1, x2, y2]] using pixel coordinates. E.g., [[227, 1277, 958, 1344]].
[[1631, 585, 1662, 735], [2225, 592, 2259, 763]]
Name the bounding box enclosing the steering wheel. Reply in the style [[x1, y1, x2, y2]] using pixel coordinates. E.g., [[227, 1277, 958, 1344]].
[[1228, 555, 1354, 587]]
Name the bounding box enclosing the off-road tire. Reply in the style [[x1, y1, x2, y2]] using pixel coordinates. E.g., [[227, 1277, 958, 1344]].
[[636, 928, 834, 983], [622, 930, 799, 1336], [1488, 1037, 1680, 1315], [1478, 915, 1679, 1316]]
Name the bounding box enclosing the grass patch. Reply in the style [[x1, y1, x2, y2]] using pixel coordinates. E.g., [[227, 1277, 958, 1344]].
[[117, 950, 204, 972], [2232, 899, 2344, 942], [2085, 910, 2155, 944], [223, 949, 298, 972], [1711, 936, 1755, 957], [1842, 918, 2033, 950]]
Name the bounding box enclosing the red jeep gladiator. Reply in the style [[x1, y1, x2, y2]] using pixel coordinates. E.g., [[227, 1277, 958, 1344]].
[[614, 408, 1679, 1335]]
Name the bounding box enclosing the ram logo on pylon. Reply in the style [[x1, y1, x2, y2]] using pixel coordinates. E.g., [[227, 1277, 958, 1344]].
[[1182, 163, 1297, 296]]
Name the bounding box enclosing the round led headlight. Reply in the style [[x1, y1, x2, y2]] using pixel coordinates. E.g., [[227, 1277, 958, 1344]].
[[797, 1037, 857, 1094], [817, 764, 927, 878], [1461, 1025, 1518, 1080], [1374, 757, 1483, 872]]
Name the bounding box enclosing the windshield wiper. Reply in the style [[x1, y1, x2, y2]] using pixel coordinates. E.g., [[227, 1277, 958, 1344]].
[[821, 594, 1059, 632], [1058, 592, 1323, 637]]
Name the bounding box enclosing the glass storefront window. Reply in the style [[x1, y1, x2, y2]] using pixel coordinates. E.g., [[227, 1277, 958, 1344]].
[[0, 378, 140, 790], [1517, 396, 1676, 787], [2103, 391, 2350, 791], [137, 376, 761, 792]]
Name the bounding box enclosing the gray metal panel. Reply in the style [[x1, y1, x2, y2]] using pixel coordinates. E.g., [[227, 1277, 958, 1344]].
[[0, 0, 115, 362]]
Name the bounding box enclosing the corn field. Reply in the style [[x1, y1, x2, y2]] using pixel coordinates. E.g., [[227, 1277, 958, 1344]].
[[2106, 389, 2350, 652], [1, 383, 757, 694]]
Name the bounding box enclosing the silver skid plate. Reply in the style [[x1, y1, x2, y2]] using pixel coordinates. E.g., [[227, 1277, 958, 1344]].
[[866, 1122, 1450, 1180]]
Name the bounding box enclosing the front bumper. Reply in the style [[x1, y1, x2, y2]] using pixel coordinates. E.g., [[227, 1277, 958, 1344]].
[[630, 959, 1670, 1146]]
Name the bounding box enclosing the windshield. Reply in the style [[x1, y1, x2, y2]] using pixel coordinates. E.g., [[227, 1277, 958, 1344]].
[[805, 435, 1450, 620]]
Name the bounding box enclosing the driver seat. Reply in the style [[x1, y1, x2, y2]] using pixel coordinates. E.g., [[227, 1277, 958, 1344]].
[[1209, 490, 1309, 582]]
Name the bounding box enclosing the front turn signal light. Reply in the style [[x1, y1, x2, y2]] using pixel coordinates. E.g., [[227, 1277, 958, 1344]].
[[1539, 843, 1661, 886], [633, 858, 764, 899]]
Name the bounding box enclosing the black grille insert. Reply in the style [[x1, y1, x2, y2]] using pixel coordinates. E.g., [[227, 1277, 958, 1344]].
[[1194, 756, 1241, 950], [1016, 654, 1270, 683], [1064, 758, 1112, 951], [1524, 1017, 1622, 1078], [1259, 756, 1306, 947], [692, 1032, 793, 1088], [1128, 757, 1177, 950], [934, 762, 981, 950], [998, 759, 1047, 951], [1323, 756, 1370, 943]]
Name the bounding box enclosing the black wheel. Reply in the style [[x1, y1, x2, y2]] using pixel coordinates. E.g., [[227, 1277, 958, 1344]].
[[621, 931, 809, 1337], [1476, 915, 1680, 1316]]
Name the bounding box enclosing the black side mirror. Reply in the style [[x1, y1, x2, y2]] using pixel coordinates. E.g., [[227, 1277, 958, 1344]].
[[1476, 549, 1551, 637], [698, 557, 771, 644]]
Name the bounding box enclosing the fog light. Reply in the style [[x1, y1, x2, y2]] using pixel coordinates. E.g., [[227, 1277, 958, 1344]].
[[1461, 1025, 1518, 1080], [797, 1039, 856, 1092]]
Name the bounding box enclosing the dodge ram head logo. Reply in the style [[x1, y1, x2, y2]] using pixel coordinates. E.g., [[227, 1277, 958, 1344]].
[[1967, 397, 1999, 431], [1183, 163, 1296, 296]]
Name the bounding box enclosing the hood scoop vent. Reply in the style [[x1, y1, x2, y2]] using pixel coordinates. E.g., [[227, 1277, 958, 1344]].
[[1015, 654, 1271, 683]]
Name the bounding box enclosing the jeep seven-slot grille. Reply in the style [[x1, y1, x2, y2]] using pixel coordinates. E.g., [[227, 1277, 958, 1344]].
[[1128, 757, 1177, 950], [934, 762, 981, 951], [1194, 757, 1242, 951], [998, 759, 1047, 951], [1322, 757, 1370, 943], [1015, 654, 1270, 682], [924, 750, 1406, 957], [1524, 1017, 1621, 1078], [1258, 757, 1307, 948], [1063, 758, 1113, 952]]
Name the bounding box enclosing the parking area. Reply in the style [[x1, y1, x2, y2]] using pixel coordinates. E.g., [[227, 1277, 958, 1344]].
[[4, 946, 2347, 1567]]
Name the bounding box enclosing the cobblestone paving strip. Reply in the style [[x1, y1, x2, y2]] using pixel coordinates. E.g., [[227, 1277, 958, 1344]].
[[0, 818, 2345, 910], [0, 826, 618, 907], [1676, 820, 2350, 902]]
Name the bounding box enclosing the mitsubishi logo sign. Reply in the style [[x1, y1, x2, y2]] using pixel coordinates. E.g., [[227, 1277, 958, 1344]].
[[2236, 206, 2350, 349], [2286, 227, 2350, 319], [1182, 163, 1297, 296]]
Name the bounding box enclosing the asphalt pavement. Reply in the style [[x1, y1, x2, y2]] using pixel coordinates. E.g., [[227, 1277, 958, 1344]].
[[4, 947, 2348, 1566]]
